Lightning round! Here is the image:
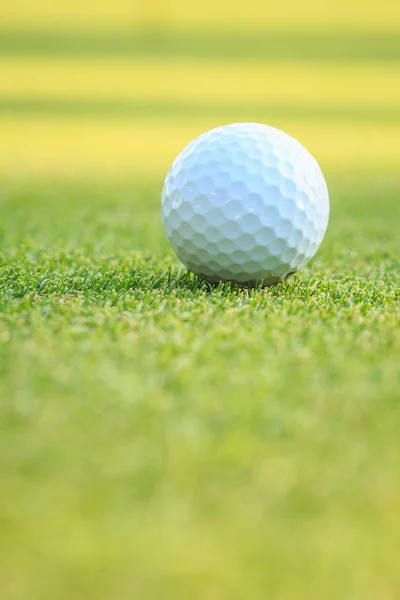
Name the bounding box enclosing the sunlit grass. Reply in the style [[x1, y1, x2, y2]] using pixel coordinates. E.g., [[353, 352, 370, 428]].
[[1, 56, 399, 175], [1, 59, 399, 109], [1, 175, 400, 599], [1, 0, 399, 31], [0, 117, 399, 176], [1, 29, 398, 62]]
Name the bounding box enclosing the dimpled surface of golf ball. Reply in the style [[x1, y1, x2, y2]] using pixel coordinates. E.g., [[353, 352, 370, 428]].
[[161, 123, 329, 285]]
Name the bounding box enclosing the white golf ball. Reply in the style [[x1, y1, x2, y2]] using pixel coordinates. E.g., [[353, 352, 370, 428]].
[[161, 123, 329, 286]]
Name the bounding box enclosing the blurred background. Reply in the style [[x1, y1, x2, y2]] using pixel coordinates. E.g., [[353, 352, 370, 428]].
[[0, 0, 399, 178]]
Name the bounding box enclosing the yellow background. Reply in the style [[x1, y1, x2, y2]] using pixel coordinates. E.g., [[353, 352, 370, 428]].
[[1, 0, 399, 176]]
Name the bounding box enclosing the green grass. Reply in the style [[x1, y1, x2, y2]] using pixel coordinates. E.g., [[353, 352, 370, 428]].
[[2, 97, 400, 123], [1, 6, 400, 596], [1, 175, 400, 599], [0, 28, 399, 62]]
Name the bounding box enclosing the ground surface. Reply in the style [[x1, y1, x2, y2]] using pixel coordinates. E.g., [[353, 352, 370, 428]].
[[1, 3, 400, 599]]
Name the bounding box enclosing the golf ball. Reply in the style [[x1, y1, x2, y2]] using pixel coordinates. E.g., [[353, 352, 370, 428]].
[[161, 123, 329, 286]]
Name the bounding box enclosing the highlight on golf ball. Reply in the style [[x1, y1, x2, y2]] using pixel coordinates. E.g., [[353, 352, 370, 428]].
[[161, 122, 329, 286]]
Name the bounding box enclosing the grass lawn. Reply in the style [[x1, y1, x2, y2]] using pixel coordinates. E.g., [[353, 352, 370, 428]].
[[1, 5, 400, 597], [1, 174, 400, 599]]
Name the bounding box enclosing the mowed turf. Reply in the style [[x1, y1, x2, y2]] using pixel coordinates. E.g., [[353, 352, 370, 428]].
[[1, 174, 400, 599], [1, 6, 400, 599]]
